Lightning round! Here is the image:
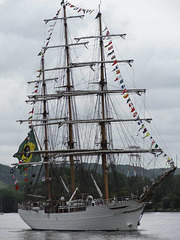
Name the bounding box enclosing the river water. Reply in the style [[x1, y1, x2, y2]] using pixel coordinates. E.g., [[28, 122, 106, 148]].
[[0, 212, 179, 240]]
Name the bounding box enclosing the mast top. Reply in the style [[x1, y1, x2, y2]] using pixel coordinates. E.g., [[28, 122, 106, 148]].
[[99, 0, 102, 13], [61, 0, 65, 6]]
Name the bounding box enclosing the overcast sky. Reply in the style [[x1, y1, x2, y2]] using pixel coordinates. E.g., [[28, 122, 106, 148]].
[[0, 0, 180, 167]]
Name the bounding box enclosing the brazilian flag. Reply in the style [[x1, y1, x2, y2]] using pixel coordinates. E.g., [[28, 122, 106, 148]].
[[13, 129, 41, 172]]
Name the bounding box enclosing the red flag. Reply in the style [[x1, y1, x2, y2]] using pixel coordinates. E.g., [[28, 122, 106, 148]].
[[131, 107, 135, 112], [133, 111, 138, 117], [112, 60, 117, 66], [151, 140, 155, 148], [106, 30, 110, 36], [29, 109, 34, 114], [108, 45, 113, 51], [15, 185, 19, 191], [105, 41, 112, 47], [122, 88, 127, 94], [129, 102, 133, 108]]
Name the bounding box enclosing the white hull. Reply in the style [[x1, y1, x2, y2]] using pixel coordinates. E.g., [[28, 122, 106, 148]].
[[18, 200, 144, 231]]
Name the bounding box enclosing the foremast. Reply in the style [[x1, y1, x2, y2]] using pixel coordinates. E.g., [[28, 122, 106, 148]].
[[98, 9, 109, 201], [41, 55, 51, 201], [63, 4, 76, 195], [36, 4, 76, 200]]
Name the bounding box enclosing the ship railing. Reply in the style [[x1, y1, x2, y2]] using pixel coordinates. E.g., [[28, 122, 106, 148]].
[[59, 199, 86, 213], [18, 202, 46, 211], [85, 196, 135, 206], [18, 195, 137, 212], [18, 200, 87, 213]]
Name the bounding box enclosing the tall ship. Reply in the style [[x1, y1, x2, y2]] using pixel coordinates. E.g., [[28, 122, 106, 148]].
[[12, 1, 176, 231]]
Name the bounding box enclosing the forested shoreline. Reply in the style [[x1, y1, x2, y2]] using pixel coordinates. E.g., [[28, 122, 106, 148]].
[[1, 164, 180, 213]]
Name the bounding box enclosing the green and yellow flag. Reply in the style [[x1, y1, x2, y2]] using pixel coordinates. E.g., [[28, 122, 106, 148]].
[[13, 129, 41, 164]]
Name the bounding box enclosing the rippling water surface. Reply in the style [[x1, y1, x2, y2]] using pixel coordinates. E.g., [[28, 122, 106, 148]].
[[0, 212, 179, 240]]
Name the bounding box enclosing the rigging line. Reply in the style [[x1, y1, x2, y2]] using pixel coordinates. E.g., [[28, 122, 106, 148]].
[[141, 89, 171, 159], [43, 93, 55, 152], [142, 88, 146, 169], [51, 164, 64, 194], [53, 100, 61, 148], [70, 41, 89, 89], [63, 100, 69, 148], [107, 96, 132, 148], [54, 97, 63, 147], [72, 101, 82, 160], [109, 93, 142, 149], [70, 91, 85, 161], [60, 163, 69, 194], [153, 118, 171, 159], [93, 97, 100, 145], [28, 165, 44, 196], [82, 97, 98, 155], [52, 98, 59, 145], [103, 94, 116, 164]]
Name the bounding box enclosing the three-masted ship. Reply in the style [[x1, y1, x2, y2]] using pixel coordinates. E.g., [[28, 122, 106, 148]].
[[13, 1, 176, 231]]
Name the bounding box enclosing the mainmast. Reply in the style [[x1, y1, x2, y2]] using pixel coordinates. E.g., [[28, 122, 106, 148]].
[[63, 4, 76, 194], [41, 55, 51, 201], [98, 8, 109, 201]]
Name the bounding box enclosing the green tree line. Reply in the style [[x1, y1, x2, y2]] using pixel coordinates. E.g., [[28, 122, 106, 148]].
[[1, 168, 180, 213]]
